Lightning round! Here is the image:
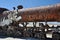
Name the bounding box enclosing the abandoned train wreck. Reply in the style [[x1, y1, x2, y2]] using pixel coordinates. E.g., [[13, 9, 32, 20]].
[[0, 4, 60, 40]]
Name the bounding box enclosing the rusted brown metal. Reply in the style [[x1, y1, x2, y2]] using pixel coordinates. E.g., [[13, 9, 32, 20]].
[[17, 4, 60, 22]]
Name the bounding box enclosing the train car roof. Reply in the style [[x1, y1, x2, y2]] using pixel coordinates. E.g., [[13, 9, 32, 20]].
[[17, 3, 60, 12]]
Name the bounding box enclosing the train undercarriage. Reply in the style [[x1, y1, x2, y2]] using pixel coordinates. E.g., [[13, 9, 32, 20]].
[[0, 22, 60, 40]]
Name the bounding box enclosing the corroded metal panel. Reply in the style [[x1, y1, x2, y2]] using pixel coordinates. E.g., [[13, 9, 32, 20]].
[[18, 4, 60, 22]]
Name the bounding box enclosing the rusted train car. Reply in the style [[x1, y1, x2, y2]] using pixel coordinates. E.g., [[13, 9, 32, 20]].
[[0, 4, 60, 39], [17, 4, 60, 22]]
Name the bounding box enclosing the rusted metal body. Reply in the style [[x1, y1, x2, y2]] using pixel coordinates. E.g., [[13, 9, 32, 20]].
[[17, 4, 60, 22]]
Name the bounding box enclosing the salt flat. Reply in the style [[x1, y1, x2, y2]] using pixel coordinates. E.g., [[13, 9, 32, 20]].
[[0, 37, 25, 40]]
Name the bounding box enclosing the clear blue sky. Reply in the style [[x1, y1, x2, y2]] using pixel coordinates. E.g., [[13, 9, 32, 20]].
[[0, 0, 60, 10]]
